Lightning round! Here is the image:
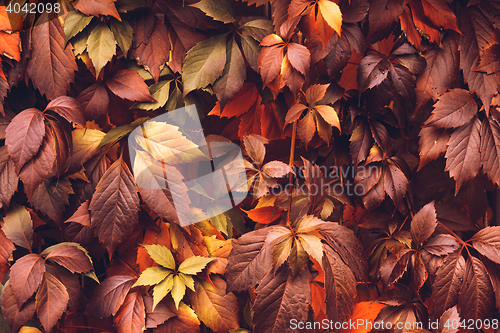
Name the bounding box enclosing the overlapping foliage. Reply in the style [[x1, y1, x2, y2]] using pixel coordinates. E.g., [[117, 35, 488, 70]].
[[1, 0, 500, 332]]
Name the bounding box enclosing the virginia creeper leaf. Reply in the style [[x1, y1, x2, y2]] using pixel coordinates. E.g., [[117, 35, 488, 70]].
[[35, 271, 69, 332], [113, 291, 145, 333], [411, 201, 437, 247], [190, 0, 236, 24], [74, 0, 120, 20], [87, 22, 117, 77], [10, 254, 45, 306], [424, 89, 477, 129], [2, 204, 33, 251], [105, 69, 155, 102], [86, 275, 135, 317]]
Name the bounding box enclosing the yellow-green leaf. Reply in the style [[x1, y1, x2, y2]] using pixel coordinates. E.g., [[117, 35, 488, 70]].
[[182, 34, 227, 96], [132, 80, 171, 111], [132, 266, 171, 288], [190, 0, 236, 24], [171, 275, 186, 309], [178, 256, 213, 275], [109, 18, 133, 56], [153, 273, 173, 310], [87, 22, 117, 76], [143, 244, 176, 270], [64, 10, 93, 44], [298, 234, 323, 267], [178, 273, 195, 291]]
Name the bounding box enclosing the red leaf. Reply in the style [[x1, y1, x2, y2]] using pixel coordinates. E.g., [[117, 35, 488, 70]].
[[480, 117, 500, 187], [1, 284, 36, 333], [217, 82, 258, 118], [431, 253, 466, 317], [258, 45, 284, 86], [408, 0, 440, 44], [66, 200, 91, 227], [86, 275, 135, 317], [411, 201, 437, 247], [144, 295, 176, 328], [383, 158, 409, 208], [417, 126, 451, 170], [379, 248, 412, 286], [421, 0, 460, 32], [368, 0, 405, 39], [286, 43, 310, 75], [29, 178, 73, 226], [27, 18, 77, 100], [35, 271, 69, 332], [105, 69, 156, 102], [474, 44, 500, 74], [19, 125, 56, 199], [45, 96, 85, 126], [51, 265, 81, 311], [0, 229, 15, 281], [297, 111, 316, 146], [415, 33, 459, 114], [129, 17, 170, 82], [44, 244, 93, 274], [226, 227, 273, 292], [357, 54, 391, 94], [444, 117, 481, 194], [74, 0, 120, 20], [457, 256, 495, 320], [77, 83, 110, 120], [252, 266, 311, 333], [89, 158, 140, 256], [10, 254, 46, 306], [424, 89, 478, 128], [0, 146, 18, 209], [188, 277, 239, 333], [5, 108, 45, 173], [471, 226, 500, 265], [243, 206, 283, 224], [323, 245, 357, 322], [114, 291, 146, 333]]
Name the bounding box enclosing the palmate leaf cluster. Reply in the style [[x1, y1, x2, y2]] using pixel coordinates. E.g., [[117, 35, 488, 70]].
[[0, 0, 500, 332]]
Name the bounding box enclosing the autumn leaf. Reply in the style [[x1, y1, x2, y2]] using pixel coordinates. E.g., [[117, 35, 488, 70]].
[[106, 69, 155, 102], [86, 275, 135, 317], [190, 0, 236, 24], [89, 158, 140, 256], [113, 292, 146, 333], [9, 254, 45, 306], [1, 284, 36, 333], [411, 201, 437, 247], [75, 0, 121, 20], [35, 271, 69, 332], [424, 89, 478, 128]]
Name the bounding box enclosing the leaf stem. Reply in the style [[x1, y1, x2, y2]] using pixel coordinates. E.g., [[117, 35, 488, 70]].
[[436, 220, 467, 247]]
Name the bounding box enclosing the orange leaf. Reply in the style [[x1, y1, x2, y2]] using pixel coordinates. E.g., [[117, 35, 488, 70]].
[[242, 206, 283, 224], [317, 0, 342, 36], [421, 0, 460, 33], [0, 31, 20, 61], [220, 82, 258, 118], [340, 302, 386, 333], [0, 7, 22, 31]]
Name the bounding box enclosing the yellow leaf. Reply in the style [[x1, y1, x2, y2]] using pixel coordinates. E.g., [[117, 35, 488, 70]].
[[178, 273, 195, 291], [19, 327, 43, 333], [317, 0, 342, 36], [132, 266, 171, 288], [171, 275, 186, 309], [314, 105, 341, 130], [143, 244, 176, 270], [178, 256, 213, 275], [298, 234, 324, 267], [153, 273, 174, 310]]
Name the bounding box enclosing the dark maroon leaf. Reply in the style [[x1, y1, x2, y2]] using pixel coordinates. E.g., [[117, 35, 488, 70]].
[[89, 158, 140, 256], [5, 108, 45, 173], [44, 244, 93, 274], [77, 83, 110, 120], [51, 265, 81, 311], [480, 117, 500, 187], [1, 284, 36, 333], [411, 202, 437, 247], [45, 96, 85, 126], [323, 245, 357, 322], [144, 295, 176, 329], [86, 275, 135, 317], [432, 253, 466, 317], [423, 234, 460, 256], [379, 248, 412, 286], [457, 256, 494, 320], [357, 53, 391, 94], [226, 227, 273, 292], [418, 127, 452, 170], [29, 178, 73, 226], [368, 0, 404, 39], [350, 121, 372, 166], [9, 253, 46, 306], [252, 266, 311, 333], [411, 252, 428, 291], [471, 226, 500, 265], [435, 202, 476, 232], [105, 69, 156, 102]]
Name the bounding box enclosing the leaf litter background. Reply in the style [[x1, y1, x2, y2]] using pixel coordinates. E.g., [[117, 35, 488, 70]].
[[0, 0, 500, 332]]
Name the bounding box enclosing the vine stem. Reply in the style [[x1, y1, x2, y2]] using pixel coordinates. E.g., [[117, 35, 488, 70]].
[[436, 220, 467, 247], [287, 120, 297, 227]]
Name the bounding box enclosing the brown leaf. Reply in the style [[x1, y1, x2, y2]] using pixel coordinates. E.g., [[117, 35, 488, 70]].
[[106, 69, 156, 102], [286, 43, 310, 75], [243, 135, 266, 165], [5, 108, 45, 173], [45, 118, 71, 177], [51, 265, 81, 311], [457, 256, 495, 320], [77, 83, 110, 120], [19, 126, 56, 199], [471, 226, 500, 265], [415, 33, 459, 114], [155, 301, 200, 333], [114, 291, 146, 333], [0, 229, 15, 281], [45, 96, 85, 126], [417, 126, 451, 170], [411, 201, 437, 247], [411, 252, 428, 291], [420, 0, 459, 32], [1, 284, 36, 333], [2, 204, 33, 251], [357, 54, 391, 94], [323, 245, 357, 322], [10, 254, 46, 306], [29, 178, 73, 226], [431, 253, 466, 317], [379, 248, 412, 285], [252, 266, 311, 333], [262, 161, 292, 178], [44, 244, 93, 274], [188, 277, 239, 333], [435, 202, 475, 232], [423, 234, 460, 256], [0, 146, 18, 209], [89, 158, 140, 256], [74, 0, 120, 20], [474, 44, 500, 74], [129, 17, 170, 82], [86, 275, 135, 317], [445, 117, 481, 194], [144, 295, 176, 328], [480, 117, 500, 187], [226, 227, 273, 292], [368, 0, 405, 39], [35, 271, 69, 332], [297, 111, 316, 146], [258, 45, 284, 86], [383, 158, 409, 208], [424, 89, 478, 128], [27, 17, 77, 100], [350, 121, 373, 166]]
